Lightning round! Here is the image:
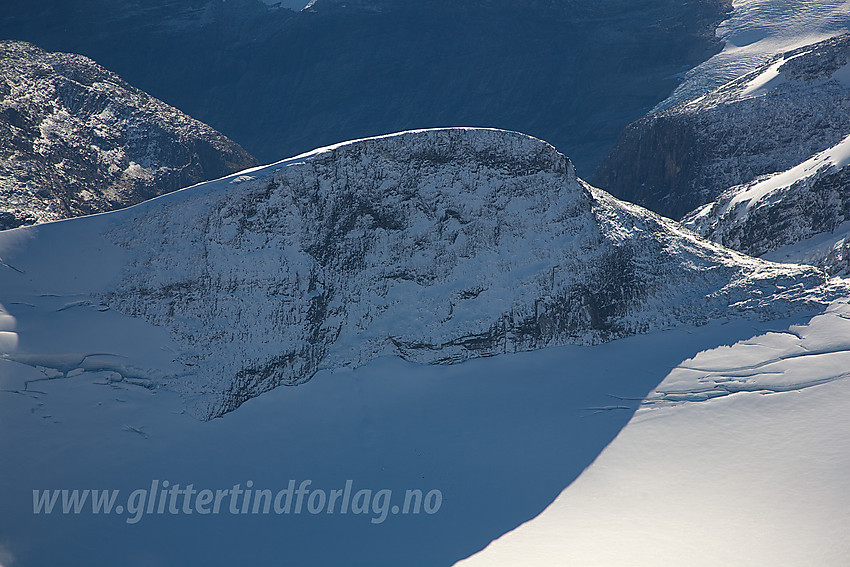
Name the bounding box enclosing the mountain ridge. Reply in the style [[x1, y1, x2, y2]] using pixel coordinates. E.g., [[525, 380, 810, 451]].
[[1, 128, 844, 418]]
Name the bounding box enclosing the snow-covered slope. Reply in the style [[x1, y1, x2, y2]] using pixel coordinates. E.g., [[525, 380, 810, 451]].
[[0, 41, 256, 229], [659, 0, 850, 109], [677, 35, 850, 275], [684, 132, 850, 275], [1, 128, 842, 419], [456, 298, 850, 567], [595, 33, 850, 220], [3, 302, 826, 566]]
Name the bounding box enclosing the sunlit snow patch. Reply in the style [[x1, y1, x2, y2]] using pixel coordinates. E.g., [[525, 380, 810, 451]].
[[658, 0, 850, 108]]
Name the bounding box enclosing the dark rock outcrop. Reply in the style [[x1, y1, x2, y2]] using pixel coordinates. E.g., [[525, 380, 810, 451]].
[[594, 33, 850, 220]]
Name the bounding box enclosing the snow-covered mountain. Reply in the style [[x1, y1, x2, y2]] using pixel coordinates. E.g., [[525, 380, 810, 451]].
[[3, 4, 850, 564], [594, 33, 850, 220], [0, 40, 256, 229], [683, 132, 850, 276], [671, 34, 850, 276], [0, 128, 844, 419]]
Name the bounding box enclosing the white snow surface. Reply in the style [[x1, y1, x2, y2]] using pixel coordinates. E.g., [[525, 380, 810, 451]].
[[659, 0, 850, 108], [456, 298, 850, 567], [737, 49, 813, 97]]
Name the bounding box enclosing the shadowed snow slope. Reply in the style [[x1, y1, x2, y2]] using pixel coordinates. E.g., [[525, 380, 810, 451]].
[[0, 128, 844, 418], [2, 310, 824, 566], [456, 298, 850, 567]]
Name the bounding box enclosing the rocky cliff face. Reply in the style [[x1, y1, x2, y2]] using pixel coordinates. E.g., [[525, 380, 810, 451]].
[[662, 34, 850, 277], [1, 128, 837, 419], [0, 40, 256, 229], [593, 34, 850, 220], [683, 134, 850, 276]]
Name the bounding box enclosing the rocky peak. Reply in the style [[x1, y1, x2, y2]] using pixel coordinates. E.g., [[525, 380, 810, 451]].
[[0, 40, 257, 229]]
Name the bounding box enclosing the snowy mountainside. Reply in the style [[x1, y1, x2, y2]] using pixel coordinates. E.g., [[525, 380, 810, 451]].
[[658, 0, 850, 109], [683, 132, 850, 276], [0, 128, 843, 419], [594, 33, 850, 220], [0, 40, 256, 229]]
